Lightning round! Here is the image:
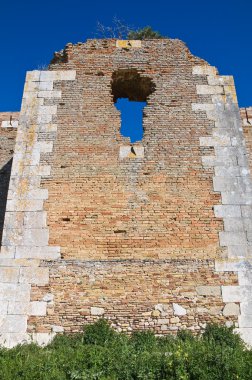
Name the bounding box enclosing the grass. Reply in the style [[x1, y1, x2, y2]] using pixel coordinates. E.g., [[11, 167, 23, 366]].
[[0, 320, 251, 380]]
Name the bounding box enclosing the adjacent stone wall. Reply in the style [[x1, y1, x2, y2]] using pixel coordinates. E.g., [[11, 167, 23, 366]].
[[0, 112, 18, 244], [241, 107, 252, 174], [0, 71, 75, 347], [193, 67, 252, 345]]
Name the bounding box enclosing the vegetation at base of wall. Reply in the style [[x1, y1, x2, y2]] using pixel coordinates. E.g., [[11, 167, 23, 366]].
[[0, 320, 252, 380]]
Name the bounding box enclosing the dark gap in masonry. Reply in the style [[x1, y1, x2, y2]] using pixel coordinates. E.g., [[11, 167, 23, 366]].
[[111, 69, 155, 142]]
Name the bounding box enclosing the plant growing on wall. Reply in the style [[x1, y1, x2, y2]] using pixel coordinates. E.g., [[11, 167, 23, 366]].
[[127, 26, 163, 40], [96, 17, 164, 39]]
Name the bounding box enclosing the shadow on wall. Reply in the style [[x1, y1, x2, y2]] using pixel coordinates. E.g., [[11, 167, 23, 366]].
[[0, 159, 12, 245]]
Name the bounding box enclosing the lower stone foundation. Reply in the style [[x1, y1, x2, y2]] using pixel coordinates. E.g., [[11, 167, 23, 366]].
[[27, 259, 238, 335]]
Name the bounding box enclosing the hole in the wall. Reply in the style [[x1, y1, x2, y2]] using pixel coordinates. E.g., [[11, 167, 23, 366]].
[[111, 69, 155, 142]]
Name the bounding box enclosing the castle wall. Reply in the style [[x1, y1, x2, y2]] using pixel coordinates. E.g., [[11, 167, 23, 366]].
[[1, 39, 252, 347], [241, 107, 252, 173], [0, 112, 18, 244]]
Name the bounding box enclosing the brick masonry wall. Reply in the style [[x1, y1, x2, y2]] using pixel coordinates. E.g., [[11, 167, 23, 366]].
[[45, 39, 223, 260], [0, 112, 18, 244], [1, 39, 252, 347], [27, 40, 239, 338]]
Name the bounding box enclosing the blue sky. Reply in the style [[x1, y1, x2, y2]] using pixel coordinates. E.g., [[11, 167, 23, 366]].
[[0, 0, 251, 112]]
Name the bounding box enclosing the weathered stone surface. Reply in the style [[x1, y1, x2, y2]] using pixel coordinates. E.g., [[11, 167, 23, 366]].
[[90, 307, 105, 316], [173, 303, 187, 316], [196, 286, 221, 296], [223, 303, 240, 316], [19, 268, 49, 285], [29, 301, 47, 316]]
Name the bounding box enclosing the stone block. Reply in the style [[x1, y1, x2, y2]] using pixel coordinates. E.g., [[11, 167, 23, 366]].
[[157, 318, 169, 324], [38, 81, 53, 91], [196, 85, 223, 95], [39, 123, 58, 132], [192, 103, 215, 112], [222, 285, 252, 302], [39, 165, 51, 176], [13, 189, 48, 201], [207, 75, 234, 86], [0, 315, 27, 333], [37, 105, 57, 115], [238, 271, 252, 286], [0, 246, 15, 259], [51, 325, 64, 333], [240, 302, 252, 315], [116, 40, 141, 48], [222, 192, 252, 206], [196, 286, 221, 296], [192, 65, 217, 76], [1, 120, 19, 128], [173, 303, 187, 316], [32, 332, 55, 346], [15, 246, 60, 260], [90, 307, 105, 316], [0, 283, 31, 302], [214, 205, 241, 218], [199, 136, 230, 147], [6, 199, 44, 212], [37, 114, 53, 123], [0, 259, 40, 267], [29, 301, 47, 316], [0, 267, 19, 283], [39, 70, 76, 82], [34, 141, 53, 153], [213, 177, 240, 192], [223, 303, 240, 316], [201, 156, 215, 167], [43, 293, 54, 303], [22, 228, 49, 246], [236, 328, 252, 347], [26, 71, 41, 82], [0, 333, 31, 348], [1, 228, 23, 246], [8, 302, 29, 315], [19, 267, 49, 285], [223, 218, 244, 232], [241, 206, 252, 218], [0, 301, 8, 314], [23, 211, 47, 228], [119, 145, 144, 159], [239, 315, 252, 328], [227, 245, 249, 259], [37, 90, 62, 98], [24, 81, 39, 92], [219, 231, 247, 246]]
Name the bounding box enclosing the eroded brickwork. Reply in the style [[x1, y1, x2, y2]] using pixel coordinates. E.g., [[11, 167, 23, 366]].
[[28, 259, 237, 335], [45, 39, 223, 260], [1, 39, 252, 347]]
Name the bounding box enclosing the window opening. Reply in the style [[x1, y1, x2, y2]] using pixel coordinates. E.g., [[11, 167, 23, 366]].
[[115, 98, 146, 142], [111, 69, 155, 142]]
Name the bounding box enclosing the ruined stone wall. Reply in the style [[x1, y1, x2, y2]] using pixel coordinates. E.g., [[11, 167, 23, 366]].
[[1, 39, 252, 347], [46, 39, 222, 261], [241, 107, 252, 173], [0, 112, 18, 243]]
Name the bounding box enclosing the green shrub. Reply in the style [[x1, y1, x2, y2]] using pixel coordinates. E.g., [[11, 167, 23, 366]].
[[0, 320, 251, 379]]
